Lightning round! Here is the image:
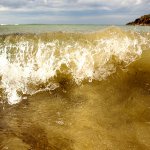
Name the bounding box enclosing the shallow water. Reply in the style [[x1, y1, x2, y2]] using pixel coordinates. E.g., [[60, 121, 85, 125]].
[[0, 25, 150, 150]]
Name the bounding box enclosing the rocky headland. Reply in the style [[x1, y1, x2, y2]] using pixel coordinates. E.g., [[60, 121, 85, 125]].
[[126, 14, 150, 26]]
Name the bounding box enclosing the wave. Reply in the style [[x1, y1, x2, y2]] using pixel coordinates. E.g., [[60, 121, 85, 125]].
[[0, 27, 149, 104], [0, 24, 7, 26]]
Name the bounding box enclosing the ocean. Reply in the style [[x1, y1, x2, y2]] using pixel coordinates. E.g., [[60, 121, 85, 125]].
[[0, 24, 150, 150]]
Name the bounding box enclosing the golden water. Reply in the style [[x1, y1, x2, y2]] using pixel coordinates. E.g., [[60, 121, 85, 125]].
[[0, 26, 150, 149]]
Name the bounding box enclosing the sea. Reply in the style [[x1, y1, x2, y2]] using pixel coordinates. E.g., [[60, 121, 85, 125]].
[[0, 24, 150, 150]]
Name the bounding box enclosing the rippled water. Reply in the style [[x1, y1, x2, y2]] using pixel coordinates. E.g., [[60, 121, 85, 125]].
[[0, 25, 150, 150]]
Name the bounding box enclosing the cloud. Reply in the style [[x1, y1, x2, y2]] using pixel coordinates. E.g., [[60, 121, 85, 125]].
[[0, 0, 149, 24], [0, 0, 148, 10]]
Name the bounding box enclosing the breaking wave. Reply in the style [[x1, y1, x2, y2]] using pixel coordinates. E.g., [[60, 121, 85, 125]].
[[0, 27, 149, 104]]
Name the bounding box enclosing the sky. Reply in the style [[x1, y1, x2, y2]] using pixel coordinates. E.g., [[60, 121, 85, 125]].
[[0, 0, 149, 24]]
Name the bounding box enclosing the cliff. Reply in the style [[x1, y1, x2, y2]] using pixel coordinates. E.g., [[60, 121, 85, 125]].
[[126, 14, 150, 26]]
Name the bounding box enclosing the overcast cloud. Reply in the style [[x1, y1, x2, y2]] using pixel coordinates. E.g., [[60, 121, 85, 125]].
[[0, 0, 149, 24]]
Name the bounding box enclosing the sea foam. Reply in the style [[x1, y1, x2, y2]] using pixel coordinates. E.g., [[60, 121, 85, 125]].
[[0, 27, 148, 104]]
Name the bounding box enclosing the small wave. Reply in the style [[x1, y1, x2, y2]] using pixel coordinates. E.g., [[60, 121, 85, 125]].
[[0, 24, 7, 26], [0, 27, 149, 104]]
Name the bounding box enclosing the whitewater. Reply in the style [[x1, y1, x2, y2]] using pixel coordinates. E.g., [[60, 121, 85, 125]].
[[0, 25, 150, 150]]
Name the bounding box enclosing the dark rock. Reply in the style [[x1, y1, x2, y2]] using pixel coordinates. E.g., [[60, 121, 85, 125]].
[[126, 14, 150, 26]]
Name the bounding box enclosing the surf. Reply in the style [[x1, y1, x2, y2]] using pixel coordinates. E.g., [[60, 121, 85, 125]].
[[0, 27, 149, 104]]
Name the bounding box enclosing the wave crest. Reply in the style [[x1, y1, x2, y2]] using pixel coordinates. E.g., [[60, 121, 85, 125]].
[[0, 27, 148, 104]]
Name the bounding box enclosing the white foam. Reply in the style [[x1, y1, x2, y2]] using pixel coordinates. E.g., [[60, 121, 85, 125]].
[[0, 30, 145, 104], [0, 24, 7, 26]]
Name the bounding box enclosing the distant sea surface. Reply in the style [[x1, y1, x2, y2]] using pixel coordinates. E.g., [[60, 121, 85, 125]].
[[0, 24, 150, 34], [0, 24, 150, 150]]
